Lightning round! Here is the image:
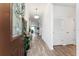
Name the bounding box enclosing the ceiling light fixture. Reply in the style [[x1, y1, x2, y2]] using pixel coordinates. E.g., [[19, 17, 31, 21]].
[[34, 8, 39, 19], [34, 15, 39, 19]]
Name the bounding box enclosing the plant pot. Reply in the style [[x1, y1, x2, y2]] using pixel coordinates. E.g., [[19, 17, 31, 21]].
[[24, 51, 27, 56]]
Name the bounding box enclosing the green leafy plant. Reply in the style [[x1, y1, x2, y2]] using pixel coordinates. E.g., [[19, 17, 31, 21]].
[[23, 32, 31, 56], [24, 36, 30, 51], [22, 18, 32, 55]]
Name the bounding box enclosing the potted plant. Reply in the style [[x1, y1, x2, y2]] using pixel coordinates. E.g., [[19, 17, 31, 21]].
[[23, 32, 31, 56]]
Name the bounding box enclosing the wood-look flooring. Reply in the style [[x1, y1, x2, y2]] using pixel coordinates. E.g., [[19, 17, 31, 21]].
[[27, 36, 76, 56]]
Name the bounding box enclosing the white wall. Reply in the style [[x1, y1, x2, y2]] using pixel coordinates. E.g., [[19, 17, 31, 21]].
[[42, 4, 53, 50], [53, 4, 76, 45], [76, 3, 79, 56]]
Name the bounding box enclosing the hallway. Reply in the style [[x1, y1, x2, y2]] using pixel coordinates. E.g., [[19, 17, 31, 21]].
[[27, 36, 52, 56], [12, 3, 76, 56], [27, 36, 76, 56]]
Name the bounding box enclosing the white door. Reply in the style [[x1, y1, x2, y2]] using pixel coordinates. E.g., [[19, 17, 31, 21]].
[[53, 17, 65, 45], [53, 17, 75, 45], [63, 18, 75, 45]]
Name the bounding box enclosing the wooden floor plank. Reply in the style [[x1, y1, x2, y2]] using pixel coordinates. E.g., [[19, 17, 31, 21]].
[[27, 36, 76, 56]]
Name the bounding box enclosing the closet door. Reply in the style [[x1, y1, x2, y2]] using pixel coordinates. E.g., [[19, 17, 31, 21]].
[[53, 18, 65, 45], [53, 5, 75, 45], [0, 3, 11, 55], [64, 18, 75, 45], [53, 17, 75, 45]]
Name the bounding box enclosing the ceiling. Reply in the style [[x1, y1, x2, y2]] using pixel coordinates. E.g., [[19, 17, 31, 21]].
[[26, 3, 48, 26], [26, 3, 48, 16], [53, 3, 76, 7], [26, 3, 76, 18], [25, 3, 76, 26]]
